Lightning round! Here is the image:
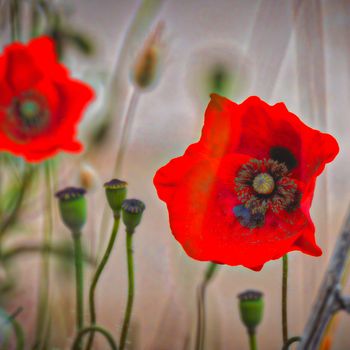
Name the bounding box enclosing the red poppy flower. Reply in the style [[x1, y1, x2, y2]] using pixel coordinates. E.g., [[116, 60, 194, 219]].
[[0, 36, 94, 162], [154, 94, 339, 271]]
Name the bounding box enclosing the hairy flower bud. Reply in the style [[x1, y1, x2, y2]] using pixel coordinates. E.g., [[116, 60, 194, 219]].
[[79, 162, 99, 191], [132, 22, 164, 90], [55, 187, 87, 234]]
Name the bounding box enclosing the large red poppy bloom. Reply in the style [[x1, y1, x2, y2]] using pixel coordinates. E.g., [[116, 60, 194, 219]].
[[154, 94, 339, 270], [0, 37, 94, 162]]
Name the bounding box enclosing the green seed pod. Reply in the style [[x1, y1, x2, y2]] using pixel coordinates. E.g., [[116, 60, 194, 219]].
[[121, 199, 146, 233], [55, 187, 87, 234], [238, 290, 264, 334], [104, 179, 128, 214]]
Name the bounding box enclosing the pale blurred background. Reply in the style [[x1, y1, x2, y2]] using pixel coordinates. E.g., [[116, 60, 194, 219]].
[[2, 0, 350, 349]]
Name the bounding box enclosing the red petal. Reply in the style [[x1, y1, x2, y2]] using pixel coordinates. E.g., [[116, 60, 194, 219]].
[[198, 95, 339, 183], [159, 151, 320, 269], [4, 43, 43, 92], [28, 36, 69, 79], [154, 94, 339, 269], [154, 143, 208, 203], [0, 55, 13, 105], [28, 37, 57, 67], [290, 218, 322, 257], [198, 94, 240, 157], [271, 102, 339, 182]]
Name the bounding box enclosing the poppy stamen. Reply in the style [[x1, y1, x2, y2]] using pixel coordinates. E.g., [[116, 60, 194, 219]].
[[235, 158, 298, 219]]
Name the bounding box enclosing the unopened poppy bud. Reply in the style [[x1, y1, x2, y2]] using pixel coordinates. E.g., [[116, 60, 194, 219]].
[[238, 290, 264, 334], [79, 163, 99, 191], [121, 199, 145, 233], [55, 187, 87, 234], [132, 22, 164, 90], [104, 179, 128, 215]]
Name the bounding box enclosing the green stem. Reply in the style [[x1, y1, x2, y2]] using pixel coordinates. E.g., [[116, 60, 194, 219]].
[[86, 215, 121, 350], [0, 165, 34, 241], [11, 318, 25, 350], [0, 308, 25, 350], [96, 89, 140, 267], [73, 234, 84, 334], [72, 325, 118, 350], [9, 0, 21, 41], [119, 231, 135, 350], [30, 0, 40, 38], [2, 243, 96, 265], [195, 284, 203, 350], [248, 332, 257, 350], [34, 162, 53, 349], [282, 254, 288, 345], [195, 262, 219, 350]]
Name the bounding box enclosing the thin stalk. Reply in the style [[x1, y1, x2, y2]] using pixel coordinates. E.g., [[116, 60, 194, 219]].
[[72, 326, 118, 350], [282, 254, 289, 344], [34, 162, 53, 349], [282, 336, 301, 350], [0, 165, 34, 241], [0, 307, 25, 350], [2, 243, 96, 265], [248, 332, 257, 350], [195, 262, 219, 350], [30, 0, 41, 38], [86, 215, 121, 350], [97, 89, 140, 265], [11, 318, 25, 350], [119, 231, 135, 350], [195, 282, 207, 350], [9, 0, 21, 41], [73, 234, 84, 333], [113, 88, 140, 176]]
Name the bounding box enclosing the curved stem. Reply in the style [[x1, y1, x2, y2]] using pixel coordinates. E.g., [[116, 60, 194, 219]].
[[281, 336, 301, 350], [119, 231, 135, 350], [72, 326, 118, 350], [73, 234, 84, 338], [248, 332, 257, 350], [2, 243, 96, 265], [195, 262, 219, 350], [282, 254, 289, 345], [86, 215, 121, 350]]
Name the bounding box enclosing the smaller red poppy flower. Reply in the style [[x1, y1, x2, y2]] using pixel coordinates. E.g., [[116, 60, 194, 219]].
[[0, 36, 94, 162], [154, 94, 339, 271]]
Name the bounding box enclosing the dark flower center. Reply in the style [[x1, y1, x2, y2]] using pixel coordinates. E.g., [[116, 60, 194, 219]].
[[19, 100, 40, 121], [234, 158, 298, 228], [5, 91, 50, 142]]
